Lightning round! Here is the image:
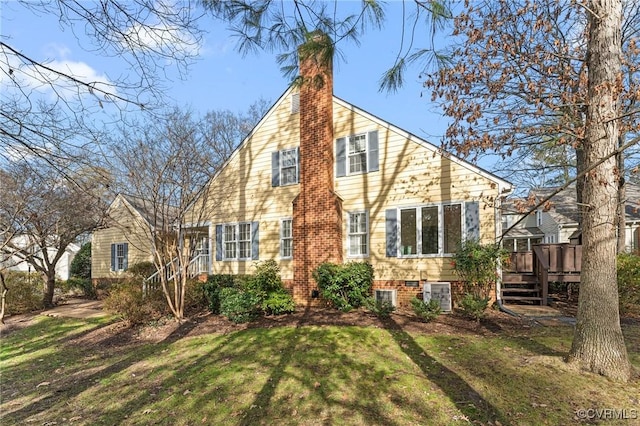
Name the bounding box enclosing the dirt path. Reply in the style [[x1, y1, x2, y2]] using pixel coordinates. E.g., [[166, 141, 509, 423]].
[[0, 298, 107, 337]]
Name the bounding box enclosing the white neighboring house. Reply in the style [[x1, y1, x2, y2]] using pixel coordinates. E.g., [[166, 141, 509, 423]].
[[1, 235, 81, 280], [503, 184, 640, 252]]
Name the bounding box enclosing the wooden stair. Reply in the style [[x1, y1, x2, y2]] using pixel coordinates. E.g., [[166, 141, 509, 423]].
[[502, 244, 582, 306], [501, 273, 542, 303]]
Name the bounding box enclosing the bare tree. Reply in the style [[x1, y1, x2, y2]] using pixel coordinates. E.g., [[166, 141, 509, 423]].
[[1, 1, 205, 168], [0, 159, 108, 308], [111, 102, 267, 319]]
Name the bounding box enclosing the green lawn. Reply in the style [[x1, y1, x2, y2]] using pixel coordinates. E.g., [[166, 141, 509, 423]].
[[1, 315, 639, 425]]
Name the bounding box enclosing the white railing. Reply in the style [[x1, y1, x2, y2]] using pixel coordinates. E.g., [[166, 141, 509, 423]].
[[143, 254, 210, 294]]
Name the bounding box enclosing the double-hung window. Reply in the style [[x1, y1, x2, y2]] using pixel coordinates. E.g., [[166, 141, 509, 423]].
[[280, 218, 293, 258], [272, 147, 299, 187], [218, 222, 259, 261], [223, 224, 237, 259], [280, 148, 298, 186], [348, 211, 369, 257], [238, 223, 252, 259], [348, 134, 368, 174], [398, 203, 463, 256], [336, 130, 379, 177], [110, 242, 128, 271]]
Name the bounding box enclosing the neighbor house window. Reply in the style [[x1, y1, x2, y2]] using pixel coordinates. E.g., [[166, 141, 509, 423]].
[[398, 203, 464, 256], [281, 218, 293, 259], [348, 134, 368, 174], [280, 148, 298, 185], [110, 242, 128, 271], [348, 211, 369, 256]]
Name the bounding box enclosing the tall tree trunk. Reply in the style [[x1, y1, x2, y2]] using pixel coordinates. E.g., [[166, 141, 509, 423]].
[[616, 135, 626, 253], [567, 0, 631, 382], [42, 271, 56, 308]]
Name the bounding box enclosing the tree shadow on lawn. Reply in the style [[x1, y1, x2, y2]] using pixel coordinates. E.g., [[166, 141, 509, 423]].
[[237, 305, 445, 426], [381, 316, 508, 425], [1, 322, 180, 425]]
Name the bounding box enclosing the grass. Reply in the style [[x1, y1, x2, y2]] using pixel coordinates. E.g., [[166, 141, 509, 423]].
[[1, 315, 639, 425]]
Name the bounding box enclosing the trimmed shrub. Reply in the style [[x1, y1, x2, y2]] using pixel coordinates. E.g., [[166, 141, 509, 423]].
[[246, 259, 283, 295], [208, 261, 295, 319], [364, 296, 395, 318], [70, 242, 91, 279], [3, 271, 43, 314], [618, 253, 640, 315], [458, 293, 490, 322], [313, 262, 374, 312], [203, 274, 242, 314], [262, 291, 296, 315], [219, 287, 260, 323], [411, 297, 441, 322]]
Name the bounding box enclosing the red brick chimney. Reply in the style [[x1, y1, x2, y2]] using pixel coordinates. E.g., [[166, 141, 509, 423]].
[[292, 32, 343, 303]]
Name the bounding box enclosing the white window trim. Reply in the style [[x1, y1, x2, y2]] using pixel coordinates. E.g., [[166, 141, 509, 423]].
[[280, 217, 293, 259], [536, 210, 542, 226], [222, 222, 253, 261], [347, 210, 370, 258], [347, 133, 368, 175], [114, 242, 126, 271], [397, 202, 466, 258], [279, 148, 298, 186]]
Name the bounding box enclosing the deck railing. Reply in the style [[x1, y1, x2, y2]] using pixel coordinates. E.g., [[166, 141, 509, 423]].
[[506, 243, 582, 305]]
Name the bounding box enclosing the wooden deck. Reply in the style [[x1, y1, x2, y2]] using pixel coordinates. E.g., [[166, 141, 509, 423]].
[[503, 244, 582, 305]]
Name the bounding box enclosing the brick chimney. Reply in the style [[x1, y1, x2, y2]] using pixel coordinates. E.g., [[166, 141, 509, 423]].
[[292, 32, 343, 303]]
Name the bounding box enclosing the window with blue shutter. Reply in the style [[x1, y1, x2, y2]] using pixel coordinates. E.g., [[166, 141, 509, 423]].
[[218, 222, 259, 261], [336, 130, 379, 177]]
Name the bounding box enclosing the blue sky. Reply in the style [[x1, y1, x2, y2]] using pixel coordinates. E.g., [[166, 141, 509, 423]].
[[1, 2, 452, 148]]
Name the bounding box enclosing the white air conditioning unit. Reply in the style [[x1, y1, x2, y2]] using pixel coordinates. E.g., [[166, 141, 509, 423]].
[[375, 289, 397, 307], [423, 282, 452, 312]]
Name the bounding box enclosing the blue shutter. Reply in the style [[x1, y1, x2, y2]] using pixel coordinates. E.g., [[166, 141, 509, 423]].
[[385, 209, 398, 257], [251, 221, 259, 260], [296, 146, 300, 184], [271, 151, 280, 187], [215, 225, 222, 261], [465, 201, 480, 241], [368, 130, 379, 172], [123, 243, 129, 270], [336, 137, 346, 177], [110, 244, 115, 271]]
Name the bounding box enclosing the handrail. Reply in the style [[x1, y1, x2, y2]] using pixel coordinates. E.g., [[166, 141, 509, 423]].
[[532, 245, 549, 305], [143, 254, 208, 294]]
